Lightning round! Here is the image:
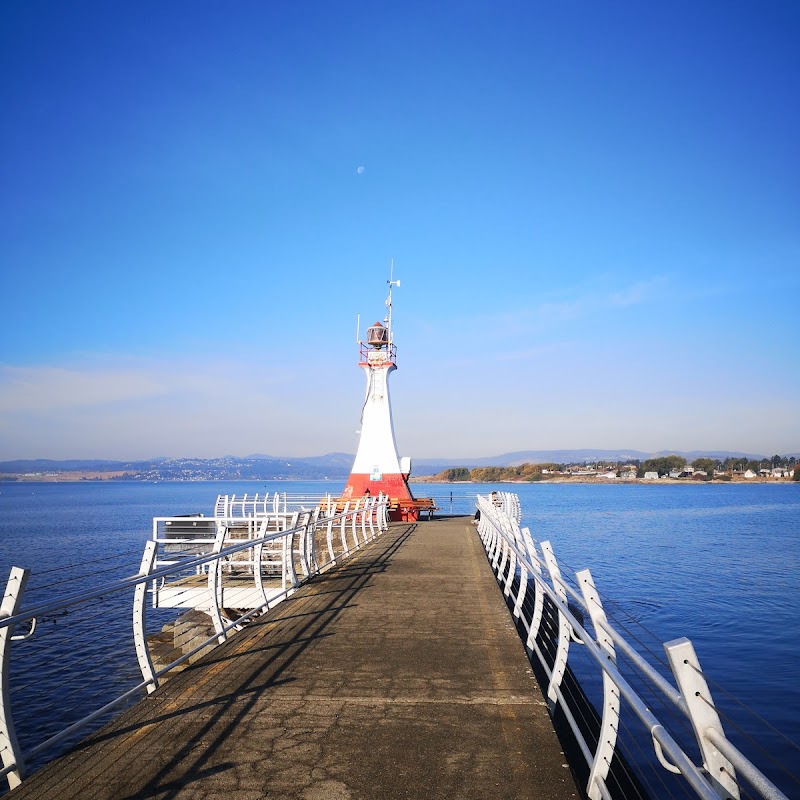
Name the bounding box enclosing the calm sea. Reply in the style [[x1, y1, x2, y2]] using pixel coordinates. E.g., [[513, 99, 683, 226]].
[[0, 480, 798, 792]]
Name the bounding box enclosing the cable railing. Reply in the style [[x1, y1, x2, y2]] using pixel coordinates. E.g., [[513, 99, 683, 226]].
[[0, 495, 389, 792], [475, 491, 794, 800], [427, 491, 479, 515], [4, 489, 794, 799], [212, 492, 336, 518]]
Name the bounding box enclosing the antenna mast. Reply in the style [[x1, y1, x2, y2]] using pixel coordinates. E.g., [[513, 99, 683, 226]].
[[385, 258, 400, 343]]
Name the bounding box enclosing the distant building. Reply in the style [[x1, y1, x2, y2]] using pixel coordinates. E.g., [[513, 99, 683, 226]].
[[744, 469, 757, 479], [643, 471, 659, 480]]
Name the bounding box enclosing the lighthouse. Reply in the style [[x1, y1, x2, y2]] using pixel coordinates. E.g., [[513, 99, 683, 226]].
[[342, 276, 431, 521]]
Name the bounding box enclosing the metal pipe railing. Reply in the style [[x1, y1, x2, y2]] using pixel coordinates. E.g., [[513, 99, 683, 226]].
[[0, 495, 389, 791], [475, 491, 790, 800]]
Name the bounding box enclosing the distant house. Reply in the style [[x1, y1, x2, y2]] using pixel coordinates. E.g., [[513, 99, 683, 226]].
[[668, 470, 683, 478], [620, 469, 637, 479], [744, 469, 757, 479], [772, 468, 790, 478], [600, 471, 617, 479], [643, 471, 659, 480]]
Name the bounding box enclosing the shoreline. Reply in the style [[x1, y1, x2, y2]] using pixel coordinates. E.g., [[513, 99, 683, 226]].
[[412, 476, 796, 486], [2, 476, 795, 486]]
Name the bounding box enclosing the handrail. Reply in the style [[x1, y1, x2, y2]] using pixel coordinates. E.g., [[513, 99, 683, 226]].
[[2, 492, 791, 799], [475, 492, 790, 800], [0, 495, 389, 791]]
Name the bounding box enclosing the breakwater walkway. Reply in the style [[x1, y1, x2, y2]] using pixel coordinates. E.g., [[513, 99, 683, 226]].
[[9, 517, 578, 800]]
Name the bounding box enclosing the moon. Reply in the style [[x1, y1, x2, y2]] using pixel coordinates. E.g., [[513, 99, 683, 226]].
[[356, 165, 365, 174]]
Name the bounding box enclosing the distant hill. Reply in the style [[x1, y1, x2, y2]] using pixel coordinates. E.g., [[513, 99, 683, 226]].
[[414, 450, 652, 473], [0, 454, 354, 481], [411, 449, 786, 476], [247, 452, 355, 471], [1, 449, 793, 480], [0, 458, 137, 473]]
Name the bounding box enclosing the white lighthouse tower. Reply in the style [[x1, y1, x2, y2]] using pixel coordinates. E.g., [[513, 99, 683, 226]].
[[342, 274, 429, 521]]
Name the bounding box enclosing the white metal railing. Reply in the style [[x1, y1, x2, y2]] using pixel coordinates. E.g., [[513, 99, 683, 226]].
[[475, 492, 791, 800], [213, 493, 334, 518], [0, 495, 388, 792]]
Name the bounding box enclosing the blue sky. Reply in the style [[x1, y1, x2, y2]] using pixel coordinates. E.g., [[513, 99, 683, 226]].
[[1, 1, 798, 460]]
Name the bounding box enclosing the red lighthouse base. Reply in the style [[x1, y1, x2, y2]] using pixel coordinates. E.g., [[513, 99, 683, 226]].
[[342, 473, 435, 521]]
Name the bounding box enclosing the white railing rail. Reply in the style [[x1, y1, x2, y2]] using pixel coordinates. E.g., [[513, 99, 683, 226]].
[[213, 493, 334, 518], [0, 495, 389, 791], [475, 491, 789, 800]]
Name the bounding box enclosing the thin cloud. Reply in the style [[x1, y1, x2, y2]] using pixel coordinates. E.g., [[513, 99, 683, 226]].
[[0, 356, 303, 414], [0, 355, 358, 459], [497, 341, 577, 362], [471, 275, 669, 339], [0, 364, 168, 412], [609, 277, 667, 308]]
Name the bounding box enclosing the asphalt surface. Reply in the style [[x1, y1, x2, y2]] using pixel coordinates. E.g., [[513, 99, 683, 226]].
[[9, 517, 579, 800]]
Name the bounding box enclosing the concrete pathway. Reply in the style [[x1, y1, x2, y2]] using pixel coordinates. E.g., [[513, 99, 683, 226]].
[[10, 517, 578, 800]]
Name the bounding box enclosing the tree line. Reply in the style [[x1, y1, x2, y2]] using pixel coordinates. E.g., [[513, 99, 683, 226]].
[[641, 455, 798, 477], [434, 455, 800, 482], [437, 464, 555, 482]]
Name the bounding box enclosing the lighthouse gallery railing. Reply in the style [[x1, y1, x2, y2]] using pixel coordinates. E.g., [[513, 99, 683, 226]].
[[476, 492, 790, 800], [0, 496, 388, 791]]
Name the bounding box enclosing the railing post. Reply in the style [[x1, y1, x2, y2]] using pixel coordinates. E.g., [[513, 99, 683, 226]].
[[490, 518, 502, 564], [578, 568, 620, 800], [253, 517, 270, 610], [376, 496, 386, 532], [308, 508, 320, 573], [0, 567, 29, 790], [521, 528, 545, 651], [542, 540, 571, 711], [491, 518, 504, 570], [496, 529, 509, 577], [133, 541, 159, 694], [150, 516, 160, 607], [479, 516, 491, 549], [340, 501, 351, 557], [360, 501, 369, 543], [367, 498, 376, 540], [208, 520, 228, 644], [503, 519, 521, 598], [350, 500, 361, 551], [285, 512, 300, 588], [512, 555, 527, 619], [297, 512, 311, 578], [665, 638, 740, 799], [326, 509, 336, 564]]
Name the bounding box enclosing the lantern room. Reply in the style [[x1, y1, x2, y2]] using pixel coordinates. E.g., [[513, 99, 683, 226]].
[[366, 321, 389, 349]]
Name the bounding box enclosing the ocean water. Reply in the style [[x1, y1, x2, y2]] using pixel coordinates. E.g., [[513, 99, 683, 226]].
[[509, 482, 800, 796], [0, 480, 798, 794]]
